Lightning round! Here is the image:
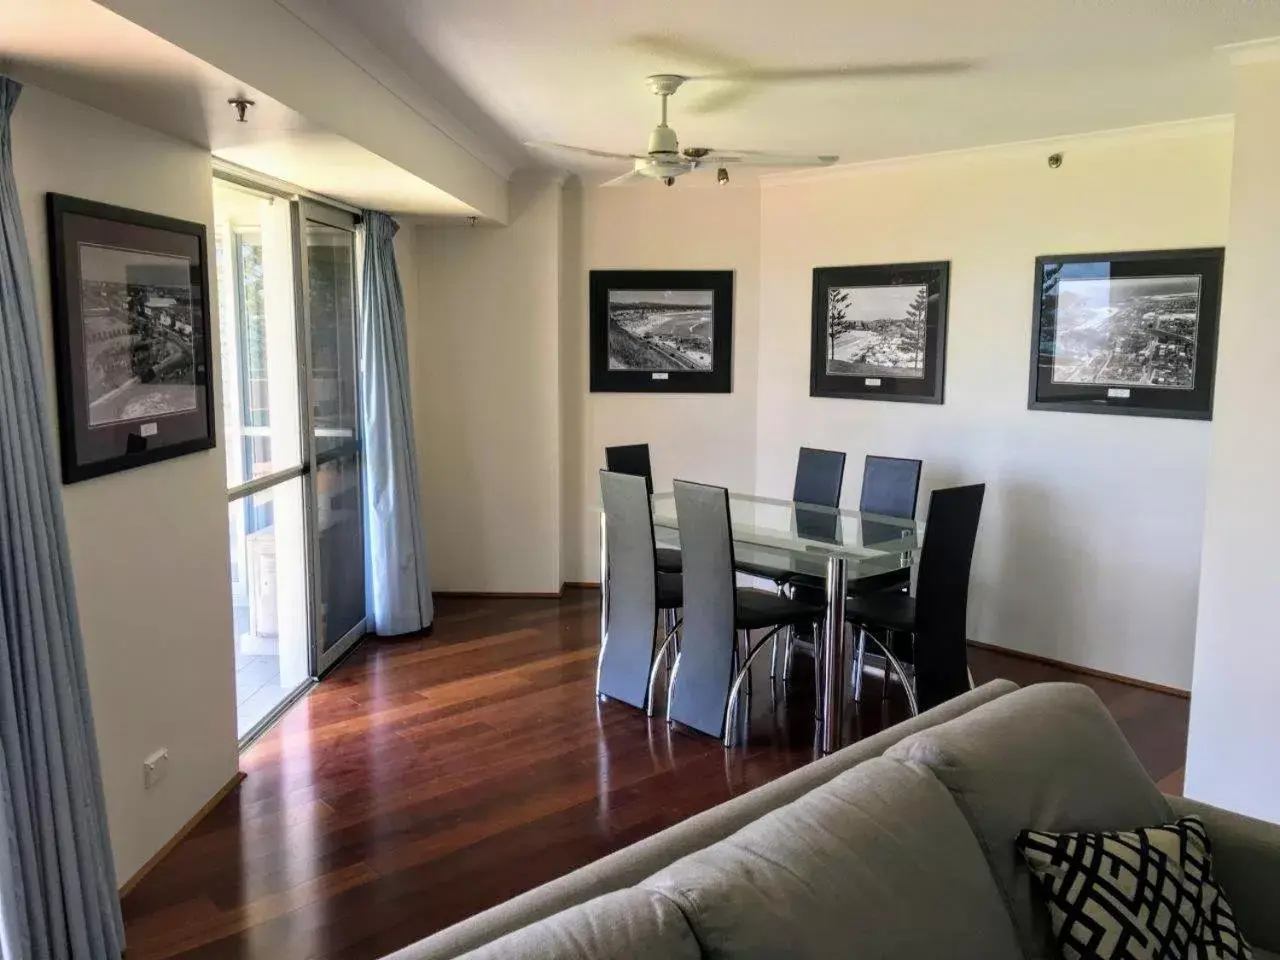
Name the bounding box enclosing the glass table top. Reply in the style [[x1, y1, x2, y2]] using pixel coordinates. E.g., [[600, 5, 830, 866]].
[[649, 491, 923, 582]]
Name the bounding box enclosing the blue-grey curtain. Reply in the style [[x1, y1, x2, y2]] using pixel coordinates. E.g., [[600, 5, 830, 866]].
[[0, 78, 124, 959], [359, 211, 432, 635]]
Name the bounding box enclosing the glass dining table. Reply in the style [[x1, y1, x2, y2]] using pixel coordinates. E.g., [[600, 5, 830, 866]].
[[640, 491, 925, 754]]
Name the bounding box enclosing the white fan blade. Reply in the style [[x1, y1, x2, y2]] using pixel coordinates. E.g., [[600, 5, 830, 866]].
[[625, 33, 747, 73], [599, 170, 647, 187], [526, 141, 642, 162], [689, 61, 976, 83], [700, 151, 839, 168], [688, 86, 754, 115]]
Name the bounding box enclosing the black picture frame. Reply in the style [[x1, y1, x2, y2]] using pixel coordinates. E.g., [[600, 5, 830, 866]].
[[589, 269, 733, 393], [47, 193, 216, 483], [810, 261, 950, 404], [1029, 248, 1224, 420]]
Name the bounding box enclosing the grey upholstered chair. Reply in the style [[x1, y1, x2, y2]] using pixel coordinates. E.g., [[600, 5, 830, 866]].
[[597, 470, 682, 713], [670, 480, 823, 747]]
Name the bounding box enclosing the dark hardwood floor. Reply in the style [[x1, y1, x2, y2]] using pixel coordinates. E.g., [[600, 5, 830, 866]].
[[120, 591, 1189, 959]]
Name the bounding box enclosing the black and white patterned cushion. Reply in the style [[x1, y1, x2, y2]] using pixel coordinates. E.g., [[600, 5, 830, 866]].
[[1016, 815, 1252, 960]]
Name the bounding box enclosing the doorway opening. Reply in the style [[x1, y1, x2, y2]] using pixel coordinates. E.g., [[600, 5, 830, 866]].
[[212, 175, 366, 743]]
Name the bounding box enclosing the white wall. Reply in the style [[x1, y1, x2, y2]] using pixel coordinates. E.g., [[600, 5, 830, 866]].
[[755, 124, 1232, 691], [1185, 61, 1280, 823], [414, 175, 564, 592], [563, 181, 763, 582], [12, 83, 239, 882], [413, 129, 1229, 694]]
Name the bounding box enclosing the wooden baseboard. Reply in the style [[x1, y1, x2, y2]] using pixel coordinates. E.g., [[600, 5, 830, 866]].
[[434, 583, 601, 600], [434, 590, 564, 599], [967, 640, 1190, 699], [119, 771, 246, 898]]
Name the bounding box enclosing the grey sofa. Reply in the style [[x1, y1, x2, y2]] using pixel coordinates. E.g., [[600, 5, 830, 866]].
[[387, 681, 1280, 959]]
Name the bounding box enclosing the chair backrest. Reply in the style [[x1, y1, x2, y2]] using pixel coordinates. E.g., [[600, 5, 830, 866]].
[[859, 455, 923, 520], [598, 470, 660, 710], [793, 447, 846, 508], [913, 483, 986, 712], [605, 444, 654, 496], [795, 504, 839, 544], [670, 479, 738, 738]]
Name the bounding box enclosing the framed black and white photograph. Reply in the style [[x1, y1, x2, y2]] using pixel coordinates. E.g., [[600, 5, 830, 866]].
[[47, 193, 215, 483], [810, 262, 949, 403], [1029, 248, 1224, 420], [589, 269, 733, 393]]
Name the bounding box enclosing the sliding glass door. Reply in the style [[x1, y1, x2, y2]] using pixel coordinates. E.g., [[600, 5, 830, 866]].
[[214, 178, 365, 740], [298, 201, 365, 673]]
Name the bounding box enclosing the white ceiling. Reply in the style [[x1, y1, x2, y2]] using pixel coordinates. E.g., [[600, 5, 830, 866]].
[[322, 0, 1280, 172], [0, 0, 478, 216]]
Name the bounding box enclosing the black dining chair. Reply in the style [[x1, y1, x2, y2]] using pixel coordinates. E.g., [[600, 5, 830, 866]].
[[736, 447, 845, 676], [605, 443, 654, 493], [793, 447, 847, 509], [845, 483, 985, 716], [847, 455, 923, 696], [860, 455, 923, 520], [669, 480, 824, 746], [737, 450, 844, 686], [855, 455, 923, 594], [605, 443, 681, 574], [738, 447, 847, 588], [776, 453, 922, 683], [597, 470, 683, 714]]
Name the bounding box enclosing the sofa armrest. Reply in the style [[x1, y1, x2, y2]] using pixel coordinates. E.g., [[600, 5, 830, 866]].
[[1168, 794, 1280, 953]]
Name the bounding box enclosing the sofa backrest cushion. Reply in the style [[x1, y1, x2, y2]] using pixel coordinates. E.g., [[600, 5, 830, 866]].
[[885, 682, 1171, 960], [640, 756, 1023, 960], [452, 888, 698, 960]]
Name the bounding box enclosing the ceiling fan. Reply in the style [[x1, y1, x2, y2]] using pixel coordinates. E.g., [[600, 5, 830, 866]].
[[527, 74, 840, 187]]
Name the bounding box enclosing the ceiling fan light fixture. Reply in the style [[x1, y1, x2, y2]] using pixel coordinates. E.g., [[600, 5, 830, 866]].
[[535, 75, 838, 187]]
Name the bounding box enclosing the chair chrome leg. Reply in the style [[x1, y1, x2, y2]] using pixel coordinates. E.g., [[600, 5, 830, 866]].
[[778, 578, 788, 686], [853, 626, 867, 703], [812, 623, 823, 721], [967, 665, 976, 690], [768, 580, 787, 680], [880, 629, 893, 704], [723, 626, 784, 748], [648, 618, 682, 718], [666, 652, 682, 725], [595, 511, 609, 698], [863, 631, 919, 716]]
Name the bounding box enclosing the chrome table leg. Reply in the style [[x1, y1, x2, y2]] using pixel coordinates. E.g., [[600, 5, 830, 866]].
[[820, 555, 848, 755]]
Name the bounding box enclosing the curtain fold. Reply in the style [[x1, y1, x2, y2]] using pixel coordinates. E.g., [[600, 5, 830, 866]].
[[359, 211, 433, 636], [0, 77, 125, 959]]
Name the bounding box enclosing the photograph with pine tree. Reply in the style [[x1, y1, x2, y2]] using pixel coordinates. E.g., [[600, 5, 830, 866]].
[[825, 283, 929, 379]]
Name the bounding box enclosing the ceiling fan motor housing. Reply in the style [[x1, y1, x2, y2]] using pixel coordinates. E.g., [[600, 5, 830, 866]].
[[638, 121, 690, 179], [636, 156, 693, 180], [647, 122, 678, 156]]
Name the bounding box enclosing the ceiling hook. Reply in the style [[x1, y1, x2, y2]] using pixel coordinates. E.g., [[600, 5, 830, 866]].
[[228, 97, 255, 123]]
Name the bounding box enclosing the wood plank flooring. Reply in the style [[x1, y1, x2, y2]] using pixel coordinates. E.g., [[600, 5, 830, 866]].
[[121, 591, 1189, 959]]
